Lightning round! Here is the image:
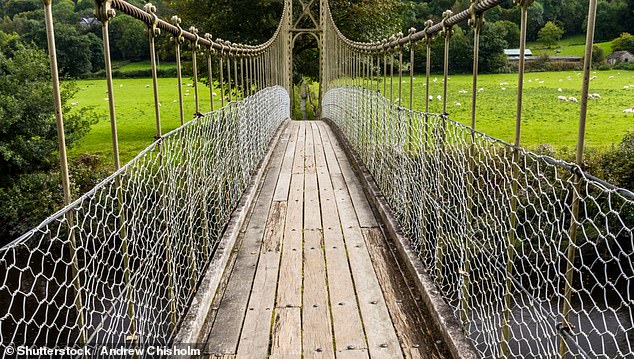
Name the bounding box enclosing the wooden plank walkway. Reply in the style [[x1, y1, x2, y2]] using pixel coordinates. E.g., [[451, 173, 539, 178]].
[[202, 121, 449, 359]]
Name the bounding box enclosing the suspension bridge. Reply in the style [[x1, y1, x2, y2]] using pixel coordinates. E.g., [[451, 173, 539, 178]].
[[1, 0, 633, 358]]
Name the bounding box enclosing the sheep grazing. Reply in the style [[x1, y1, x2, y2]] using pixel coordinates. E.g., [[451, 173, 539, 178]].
[[568, 96, 578, 103], [71, 102, 79, 106], [625, 86, 631, 89], [558, 96, 568, 102], [589, 93, 601, 99], [145, 84, 151, 88], [478, 88, 485, 92], [119, 84, 123, 88], [501, 88, 507, 91], [187, 84, 193, 87], [609, 76, 615, 79], [428, 95, 433, 101], [104, 97, 109, 101], [433, 77, 438, 83], [455, 102, 462, 107], [539, 81, 545, 84], [623, 108, 634, 113], [436, 95, 442, 101], [558, 88, 563, 92], [458, 90, 467, 94]]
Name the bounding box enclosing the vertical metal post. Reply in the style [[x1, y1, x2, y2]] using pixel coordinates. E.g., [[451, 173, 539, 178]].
[[503, 2, 533, 357], [390, 38, 395, 103], [409, 28, 415, 111], [145, 3, 177, 329], [190, 27, 201, 114], [97, 0, 137, 342], [43, 0, 86, 345], [441, 11, 453, 115], [398, 41, 403, 107], [383, 49, 388, 96], [424, 20, 433, 114], [205, 34, 215, 112], [227, 48, 233, 102], [148, 7, 162, 137], [462, 0, 484, 330], [219, 54, 225, 107], [559, 0, 598, 358], [171, 16, 185, 126]]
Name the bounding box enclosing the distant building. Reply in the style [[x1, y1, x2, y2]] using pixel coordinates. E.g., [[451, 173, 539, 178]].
[[504, 49, 533, 58], [606, 51, 634, 65], [79, 17, 100, 29]]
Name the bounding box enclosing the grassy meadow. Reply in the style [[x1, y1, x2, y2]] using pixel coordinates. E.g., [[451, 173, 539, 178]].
[[391, 69, 634, 149], [527, 35, 614, 57], [69, 77, 220, 164], [69, 69, 634, 167]]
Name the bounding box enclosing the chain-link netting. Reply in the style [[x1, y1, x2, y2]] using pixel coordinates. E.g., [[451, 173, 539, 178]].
[[0, 87, 289, 355], [324, 86, 634, 359]]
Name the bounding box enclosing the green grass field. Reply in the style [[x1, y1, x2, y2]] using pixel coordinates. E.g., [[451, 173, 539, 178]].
[[69, 77, 220, 164], [70, 69, 634, 166], [528, 35, 614, 57], [380, 69, 634, 148]]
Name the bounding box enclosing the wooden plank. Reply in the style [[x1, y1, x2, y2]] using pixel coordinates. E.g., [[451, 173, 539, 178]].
[[205, 125, 288, 356], [274, 121, 300, 201], [314, 126, 368, 356], [302, 136, 334, 358], [319, 123, 403, 359], [236, 201, 287, 359], [270, 307, 302, 358], [304, 121, 316, 174], [330, 173, 404, 359], [319, 122, 377, 228], [303, 231, 335, 359], [276, 173, 304, 307], [364, 228, 444, 359], [292, 122, 306, 174]]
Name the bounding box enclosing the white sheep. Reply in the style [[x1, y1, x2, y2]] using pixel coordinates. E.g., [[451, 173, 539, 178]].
[[428, 95, 433, 101], [433, 77, 438, 83], [501, 87, 507, 91], [568, 96, 578, 103], [455, 102, 462, 107], [623, 108, 634, 113], [187, 84, 193, 87], [213, 92, 218, 97], [558, 88, 563, 92], [478, 88, 485, 92], [458, 90, 467, 94], [539, 81, 545, 84], [104, 97, 109, 101], [145, 84, 151, 88], [71, 102, 79, 106], [436, 95, 442, 101], [589, 93, 601, 99], [119, 84, 123, 88], [558, 96, 568, 102], [625, 86, 631, 89]]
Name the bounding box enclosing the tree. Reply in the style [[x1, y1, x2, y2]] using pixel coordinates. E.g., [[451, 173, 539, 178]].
[[0, 42, 97, 182], [538, 21, 564, 48], [613, 32, 634, 53], [494, 20, 520, 48], [0, 42, 100, 243], [591, 44, 605, 65]]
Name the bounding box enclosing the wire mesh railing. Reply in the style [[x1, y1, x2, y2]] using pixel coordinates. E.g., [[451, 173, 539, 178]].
[[323, 87, 634, 358], [0, 86, 289, 354]]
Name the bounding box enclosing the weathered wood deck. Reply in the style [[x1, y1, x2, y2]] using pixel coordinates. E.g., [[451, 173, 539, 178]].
[[201, 121, 449, 359]]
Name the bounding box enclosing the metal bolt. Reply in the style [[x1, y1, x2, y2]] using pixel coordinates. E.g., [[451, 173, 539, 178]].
[[347, 345, 355, 350], [380, 343, 388, 348]]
